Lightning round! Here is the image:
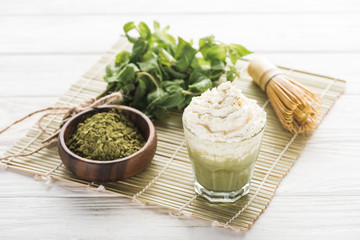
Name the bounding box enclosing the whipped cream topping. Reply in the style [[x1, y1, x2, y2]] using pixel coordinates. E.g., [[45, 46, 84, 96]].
[[183, 82, 266, 142]]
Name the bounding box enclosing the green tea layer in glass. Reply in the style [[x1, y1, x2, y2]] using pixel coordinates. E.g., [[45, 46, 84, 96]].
[[183, 123, 264, 198], [188, 145, 261, 192]]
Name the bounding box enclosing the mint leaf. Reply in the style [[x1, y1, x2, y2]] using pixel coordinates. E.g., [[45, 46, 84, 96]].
[[153, 21, 160, 32], [123, 22, 135, 33], [105, 65, 113, 78], [138, 22, 151, 40], [115, 51, 130, 67], [159, 91, 185, 108], [201, 43, 227, 62], [131, 39, 148, 61], [228, 44, 252, 64], [199, 35, 215, 49], [210, 59, 226, 71], [161, 80, 185, 93], [147, 88, 167, 103], [107, 63, 139, 84], [175, 37, 197, 72], [101, 21, 252, 120], [188, 78, 212, 93], [164, 66, 187, 79], [138, 53, 159, 72], [158, 48, 176, 66], [152, 107, 168, 120], [226, 65, 239, 81], [188, 70, 207, 84], [147, 88, 169, 109]]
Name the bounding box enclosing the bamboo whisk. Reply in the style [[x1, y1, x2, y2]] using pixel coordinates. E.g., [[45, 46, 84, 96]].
[[248, 57, 321, 134]]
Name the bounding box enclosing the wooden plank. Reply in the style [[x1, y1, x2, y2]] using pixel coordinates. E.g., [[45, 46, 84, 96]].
[[1, 0, 359, 14], [0, 188, 358, 239], [0, 53, 358, 97], [0, 55, 101, 97], [0, 97, 56, 149], [0, 14, 359, 54]]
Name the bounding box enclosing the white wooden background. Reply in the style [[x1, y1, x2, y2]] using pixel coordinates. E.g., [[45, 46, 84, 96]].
[[1, 0, 360, 239]]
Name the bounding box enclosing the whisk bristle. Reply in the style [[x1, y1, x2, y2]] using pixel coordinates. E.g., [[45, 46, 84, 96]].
[[266, 74, 321, 133], [248, 57, 321, 134]]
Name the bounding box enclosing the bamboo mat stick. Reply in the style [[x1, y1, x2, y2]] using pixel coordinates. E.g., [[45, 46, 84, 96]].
[[0, 37, 345, 231]]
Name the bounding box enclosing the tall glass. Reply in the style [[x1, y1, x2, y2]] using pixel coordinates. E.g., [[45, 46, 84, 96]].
[[183, 118, 265, 202]]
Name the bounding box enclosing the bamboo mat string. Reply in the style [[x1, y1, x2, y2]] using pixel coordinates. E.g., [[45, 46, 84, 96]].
[[34, 162, 63, 183], [321, 78, 337, 98], [179, 194, 198, 213], [44, 162, 64, 180], [261, 100, 270, 109], [132, 140, 186, 202], [170, 194, 198, 217]]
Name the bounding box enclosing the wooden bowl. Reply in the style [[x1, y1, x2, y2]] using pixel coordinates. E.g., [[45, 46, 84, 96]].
[[58, 105, 157, 182]]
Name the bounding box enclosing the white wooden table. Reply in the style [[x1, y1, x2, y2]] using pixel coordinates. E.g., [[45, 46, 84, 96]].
[[1, 0, 360, 239]]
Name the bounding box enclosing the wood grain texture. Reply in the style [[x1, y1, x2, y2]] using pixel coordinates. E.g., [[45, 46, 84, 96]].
[[0, 14, 359, 54], [2, 0, 360, 14], [0, 0, 359, 239]]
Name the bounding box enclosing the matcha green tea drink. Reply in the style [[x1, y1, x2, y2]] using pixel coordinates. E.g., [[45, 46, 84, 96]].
[[183, 82, 266, 202]]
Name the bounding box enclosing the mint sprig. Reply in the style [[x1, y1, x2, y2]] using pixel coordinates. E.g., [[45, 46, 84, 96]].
[[101, 21, 252, 120]]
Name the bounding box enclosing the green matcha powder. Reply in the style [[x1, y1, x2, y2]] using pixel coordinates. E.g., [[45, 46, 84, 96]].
[[67, 109, 146, 161]]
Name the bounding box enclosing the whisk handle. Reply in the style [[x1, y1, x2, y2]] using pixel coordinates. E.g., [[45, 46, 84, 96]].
[[247, 57, 282, 92]]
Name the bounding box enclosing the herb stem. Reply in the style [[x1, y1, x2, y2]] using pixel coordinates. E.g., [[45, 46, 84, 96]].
[[209, 71, 224, 80], [182, 90, 201, 96], [137, 72, 160, 89]]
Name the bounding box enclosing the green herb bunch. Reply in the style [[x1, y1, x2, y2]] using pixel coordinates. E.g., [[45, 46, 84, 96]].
[[101, 21, 252, 119]]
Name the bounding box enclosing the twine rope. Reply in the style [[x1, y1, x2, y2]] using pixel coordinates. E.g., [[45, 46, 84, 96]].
[[1, 139, 58, 162], [0, 107, 69, 135], [179, 194, 198, 212], [222, 77, 336, 229], [0, 92, 122, 163], [0, 53, 117, 167], [0, 80, 92, 166], [133, 140, 186, 201], [37, 112, 68, 135]]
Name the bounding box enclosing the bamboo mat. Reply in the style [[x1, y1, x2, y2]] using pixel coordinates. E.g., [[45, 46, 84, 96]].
[[1, 37, 346, 231]]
